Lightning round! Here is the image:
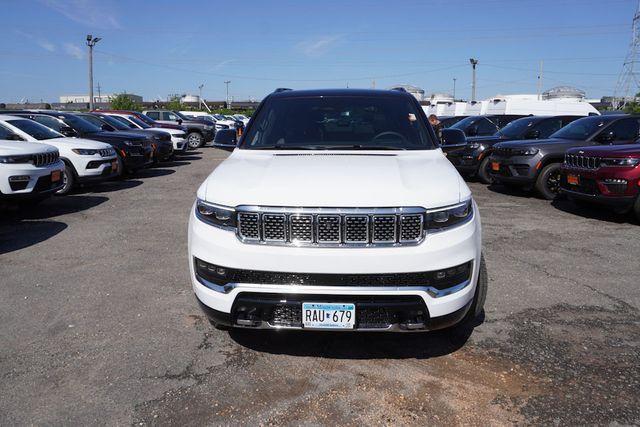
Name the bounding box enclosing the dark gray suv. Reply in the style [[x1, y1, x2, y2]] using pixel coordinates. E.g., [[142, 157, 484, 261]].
[[488, 115, 640, 199]]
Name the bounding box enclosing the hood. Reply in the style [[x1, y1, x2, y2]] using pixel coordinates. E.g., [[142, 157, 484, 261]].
[[87, 131, 147, 142], [466, 135, 503, 144], [54, 137, 112, 149], [567, 143, 640, 157], [149, 127, 184, 136], [0, 140, 58, 155], [153, 123, 185, 131], [199, 149, 469, 208], [496, 138, 581, 149]]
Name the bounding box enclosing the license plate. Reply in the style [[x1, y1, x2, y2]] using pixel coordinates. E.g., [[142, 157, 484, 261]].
[[51, 170, 61, 182], [567, 174, 579, 185], [302, 303, 355, 329], [491, 161, 500, 171], [111, 160, 118, 171]]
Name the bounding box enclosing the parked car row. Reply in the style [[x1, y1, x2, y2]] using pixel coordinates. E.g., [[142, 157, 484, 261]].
[[441, 114, 640, 221], [0, 109, 235, 204]]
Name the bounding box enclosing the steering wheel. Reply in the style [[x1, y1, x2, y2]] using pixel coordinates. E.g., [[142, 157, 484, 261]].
[[372, 131, 406, 142]]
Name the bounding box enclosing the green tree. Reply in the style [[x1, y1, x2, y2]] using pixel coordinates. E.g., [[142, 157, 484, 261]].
[[110, 93, 141, 111], [166, 96, 182, 111]]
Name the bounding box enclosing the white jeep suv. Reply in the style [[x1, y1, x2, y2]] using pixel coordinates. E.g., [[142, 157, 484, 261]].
[[0, 115, 118, 194], [0, 139, 64, 201], [188, 89, 486, 332]]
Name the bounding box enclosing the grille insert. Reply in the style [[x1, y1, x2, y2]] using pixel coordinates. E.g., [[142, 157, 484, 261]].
[[565, 154, 601, 170], [236, 207, 426, 247]]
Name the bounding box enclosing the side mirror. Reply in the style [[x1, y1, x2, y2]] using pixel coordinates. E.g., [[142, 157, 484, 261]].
[[596, 130, 615, 143], [59, 126, 76, 137], [213, 129, 237, 152], [466, 125, 478, 137], [525, 129, 540, 139], [177, 119, 183, 125], [440, 128, 466, 146]]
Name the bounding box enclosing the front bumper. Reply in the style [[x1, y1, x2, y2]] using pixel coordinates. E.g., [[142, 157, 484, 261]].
[[0, 160, 64, 197], [488, 154, 538, 185], [122, 146, 153, 171], [75, 155, 118, 181], [188, 202, 482, 331], [559, 166, 639, 207], [203, 129, 215, 142]]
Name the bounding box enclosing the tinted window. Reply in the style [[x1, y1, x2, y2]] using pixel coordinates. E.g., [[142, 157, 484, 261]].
[[97, 115, 130, 130], [80, 114, 106, 127], [166, 112, 180, 121], [146, 111, 160, 120], [494, 116, 523, 128], [0, 124, 14, 139], [533, 118, 563, 138], [497, 117, 537, 138], [475, 117, 498, 136], [605, 118, 639, 141], [127, 115, 150, 129], [450, 116, 497, 136], [60, 115, 101, 133], [31, 115, 64, 132], [109, 115, 137, 128], [242, 95, 435, 150], [6, 119, 62, 140], [550, 117, 611, 140]]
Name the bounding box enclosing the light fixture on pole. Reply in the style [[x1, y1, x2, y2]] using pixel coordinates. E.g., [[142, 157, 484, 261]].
[[86, 35, 102, 111], [224, 80, 231, 109], [469, 58, 478, 102]]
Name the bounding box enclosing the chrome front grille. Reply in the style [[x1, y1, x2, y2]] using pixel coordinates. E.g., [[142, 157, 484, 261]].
[[565, 154, 601, 169], [32, 151, 59, 167], [236, 207, 426, 247]]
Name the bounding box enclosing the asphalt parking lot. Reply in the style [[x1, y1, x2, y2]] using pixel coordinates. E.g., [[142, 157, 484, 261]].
[[1, 148, 639, 425]]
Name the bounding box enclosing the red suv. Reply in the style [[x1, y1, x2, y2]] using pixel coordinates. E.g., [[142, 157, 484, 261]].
[[560, 144, 640, 220]]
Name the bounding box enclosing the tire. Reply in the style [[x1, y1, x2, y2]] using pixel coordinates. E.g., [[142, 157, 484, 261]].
[[477, 157, 494, 185], [187, 132, 204, 149], [56, 162, 75, 195], [632, 196, 640, 222], [535, 163, 562, 200]]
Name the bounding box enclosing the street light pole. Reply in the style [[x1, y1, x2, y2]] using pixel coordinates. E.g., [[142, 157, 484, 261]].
[[86, 35, 101, 111], [469, 58, 478, 102], [224, 80, 231, 109], [198, 83, 204, 109]]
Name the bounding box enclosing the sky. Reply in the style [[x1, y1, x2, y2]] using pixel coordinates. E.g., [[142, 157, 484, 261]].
[[0, 0, 637, 103]]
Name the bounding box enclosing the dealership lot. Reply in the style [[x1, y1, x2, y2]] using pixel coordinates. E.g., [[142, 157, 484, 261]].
[[1, 148, 639, 425]]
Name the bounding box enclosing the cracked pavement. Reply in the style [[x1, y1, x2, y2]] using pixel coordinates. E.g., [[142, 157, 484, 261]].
[[1, 148, 639, 425]]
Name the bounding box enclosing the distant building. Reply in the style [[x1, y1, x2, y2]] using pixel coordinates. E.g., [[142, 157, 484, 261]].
[[389, 84, 425, 101], [59, 93, 143, 104]]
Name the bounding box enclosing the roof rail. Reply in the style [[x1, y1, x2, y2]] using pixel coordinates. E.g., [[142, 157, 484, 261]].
[[273, 88, 292, 93]]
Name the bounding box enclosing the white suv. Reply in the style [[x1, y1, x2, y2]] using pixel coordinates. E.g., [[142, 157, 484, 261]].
[[0, 115, 118, 194], [0, 139, 64, 201], [188, 89, 486, 332]]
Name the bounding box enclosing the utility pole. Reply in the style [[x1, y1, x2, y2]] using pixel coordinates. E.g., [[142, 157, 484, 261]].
[[453, 78, 457, 100], [198, 83, 204, 109], [224, 80, 231, 109], [96, 82, 101, 101], [469, 58, 478, 102], [613, 0, 640, 109], [537, 60, 544, 100], [86, 35, 101, 111]]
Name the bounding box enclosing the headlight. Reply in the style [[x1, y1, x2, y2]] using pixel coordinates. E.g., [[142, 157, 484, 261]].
[[204, 125, 214, 130], [515, 147, 538, 156], [425, 199, 473, 231], [599, 157, 640, 167], [0, 154, 32, 164], [72, 148, 99, 155], [195, 199, 236, 229], [468, 143, 483, 149]]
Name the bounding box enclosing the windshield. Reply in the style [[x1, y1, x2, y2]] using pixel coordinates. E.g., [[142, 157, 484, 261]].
[[450, 116, 482, 131], [137, 114, 156, 125], [108, 115, 137, 129], [96, 115, 129, 130], [241, 95, 435, 150], [213, 114, 225, 120], [173, 111, 189, 120], [550, 117, 608, 140], [62, 114, 102, 133], [497, 117, 537, 138], [128, 115, 151, 129], [7, 119, 63, 140]]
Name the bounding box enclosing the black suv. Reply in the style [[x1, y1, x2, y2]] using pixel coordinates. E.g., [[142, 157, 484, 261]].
[[3, 110, 153, 174], [143, 110, 215, 149], [448, 114, 527, 138], [489, 114, 640, 199], [447, 115, 581, 183]]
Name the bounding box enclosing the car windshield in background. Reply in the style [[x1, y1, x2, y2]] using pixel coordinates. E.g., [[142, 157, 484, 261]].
[[62, 114, 102, 133], [241, 96, 435, 150], [97, 115, 129, 130], [550, 117, 608, 140], [128, 116, 150, 129], [7, 119, 63, 140], [137, 114, 156, 125], [109, 115, 137, 129], [450, 116, 482, 131], [174, 111, 190, 120], [497, 118, 537, 138]]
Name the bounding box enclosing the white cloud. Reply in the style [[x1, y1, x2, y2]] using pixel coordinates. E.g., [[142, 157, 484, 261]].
[[214, 59, 236, 70], [40, 0, 121, 29], [64, 43, 84, 60], [296, 35, 343, 57], [14, 30, 56, 52]]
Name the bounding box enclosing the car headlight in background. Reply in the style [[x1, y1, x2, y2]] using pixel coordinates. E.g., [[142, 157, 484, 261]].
[[195, 199, 236, 229], [0, 154, 33, 164], [425, 198, 473, 231], [72, 148, 99, 155], [513, 147, 538, 156], [599, 157, 640, 167], [204, 125, 214, 130]]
